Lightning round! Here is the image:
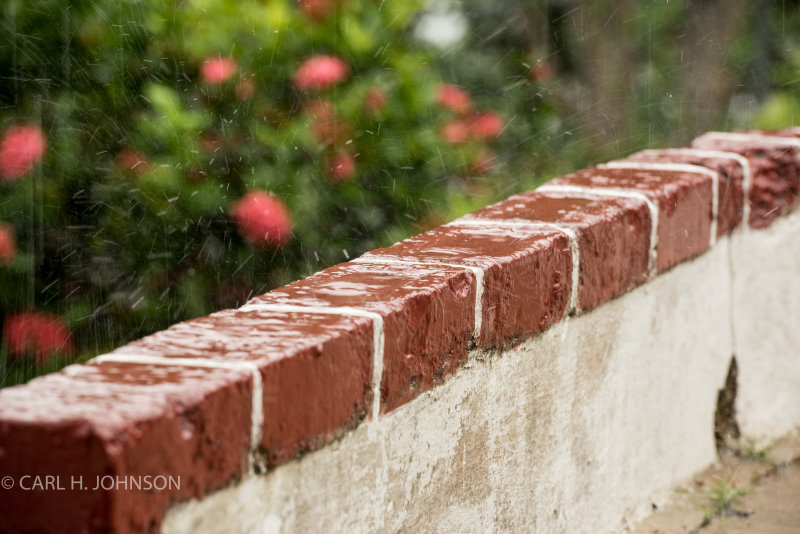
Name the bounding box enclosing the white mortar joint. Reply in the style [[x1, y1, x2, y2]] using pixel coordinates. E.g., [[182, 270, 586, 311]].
[[238, 303, 385, 421], [536, 184, 660, 277], [94, 352, 265, 473]]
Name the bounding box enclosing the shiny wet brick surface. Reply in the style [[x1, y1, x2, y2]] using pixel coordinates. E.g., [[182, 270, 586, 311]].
[[0, 361, 252, 534], [248, 261, 476, 412], [692, 132, 800, 229], [626, 148, 746, 236], [464, 192, 650, 311], [550, 166, 714, 272], [362, 223, 572, 345], [119, 308, 374, 467]]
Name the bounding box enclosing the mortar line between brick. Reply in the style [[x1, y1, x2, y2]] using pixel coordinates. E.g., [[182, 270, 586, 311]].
[[699, 131, 800, 229], [637, 148, 753, 232], [449, 218, 581, 314], [352, 256, 484, 339], [238, 303, 385, 421], [600, 161, 720, 246], [446, 219, 581, 312], [445, 218, 559, 229], [93, 353, 264, 473], [701, 131, 800, 148], [530, 223, 580, 314], [536, 184, 660, 277]]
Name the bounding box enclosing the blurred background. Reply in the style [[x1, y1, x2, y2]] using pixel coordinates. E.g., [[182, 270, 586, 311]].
[[1, 0, 799, 386]]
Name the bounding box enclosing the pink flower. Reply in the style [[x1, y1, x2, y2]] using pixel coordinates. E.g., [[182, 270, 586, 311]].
[[3, 312, 74, 366], [293, 55, 349, 91], [200, 57, 238, 84], [328, 151, 356, 183], [364, 87, 387, 115], [0, 223, 15, 265], [530, 60, 554, 83], [440, 112, 504, 144], [440, 119, 471, 144], [297, 0, 336, 21], [469, 111, 504, 140], [0, 124, 46, 181], [436, 84, 473, 115], [231, 191, 292, 248]]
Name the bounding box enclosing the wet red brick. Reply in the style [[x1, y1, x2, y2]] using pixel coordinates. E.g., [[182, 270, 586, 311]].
[[247, 261, 476, 413], [362, 223, 572, 347], [692, 132, 800, 228], [464, 192, 651, 311], [0, 361, 252, 534], [118, 308, 374, 467], [549, 166, 713, 272], [626, 148, 747, 235]]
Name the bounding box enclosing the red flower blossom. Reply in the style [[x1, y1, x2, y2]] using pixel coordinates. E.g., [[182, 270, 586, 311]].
[[469, 111, 504, 140], [436, 84, 473, 115], [3, 312, 74, 366], [0, 124, 46, 181], [297, 0, 336, 21], [200, 57, 238, 84], [0, 223, 15, 265], [115, 148, 150, 174], [293, 55, 349, 91], [328, 151, 356, 183], [440, 119, 471, 144], [231, 191, 292, 248], [364, 87, 387, 115], [531, 60, 554, 83], [440, 112, 504, 144]]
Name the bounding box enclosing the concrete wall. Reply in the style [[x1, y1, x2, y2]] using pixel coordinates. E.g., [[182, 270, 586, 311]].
[[162, 211, 800, 533], [163, 239, 738, 534], [733, 212, 800, 437]]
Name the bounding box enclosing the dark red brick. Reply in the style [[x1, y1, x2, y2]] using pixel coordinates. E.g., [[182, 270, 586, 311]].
[[0, 361, 252, 534], [464, 192, 650, 311], [361, 224, 572, 348], [626, 148, 747, 236], [549, 166, 713, 272], [117, 308, 374, 467], [247, 262, 476, 413], [692, 131, 800, 228]]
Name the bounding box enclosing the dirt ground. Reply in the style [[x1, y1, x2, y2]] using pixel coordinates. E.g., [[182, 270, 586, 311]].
[[627, 433, 800, 534]]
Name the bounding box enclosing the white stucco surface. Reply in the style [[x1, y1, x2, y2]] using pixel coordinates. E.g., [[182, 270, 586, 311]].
[[163, 233, 762, 534], [731, 209, 800, 438]]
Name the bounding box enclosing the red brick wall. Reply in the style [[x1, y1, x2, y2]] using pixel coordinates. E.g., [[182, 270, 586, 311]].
[[1, 129, 798, 533]]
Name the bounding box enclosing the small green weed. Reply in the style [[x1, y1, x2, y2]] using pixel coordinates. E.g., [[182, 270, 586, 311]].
[[739, 438, 775, 462], [699, 478, 750, 520], [675, 477, 751, 523]]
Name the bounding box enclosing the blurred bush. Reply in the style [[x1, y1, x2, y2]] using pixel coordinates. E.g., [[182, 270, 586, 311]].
[[1, 0, 798, 385], [0, 0, 507, 385]]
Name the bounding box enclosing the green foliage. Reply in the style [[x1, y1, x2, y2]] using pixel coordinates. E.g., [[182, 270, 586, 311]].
[[0, 0, 495, 384], [753, 3, 800, 129], [1, 0, 798, 386]]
